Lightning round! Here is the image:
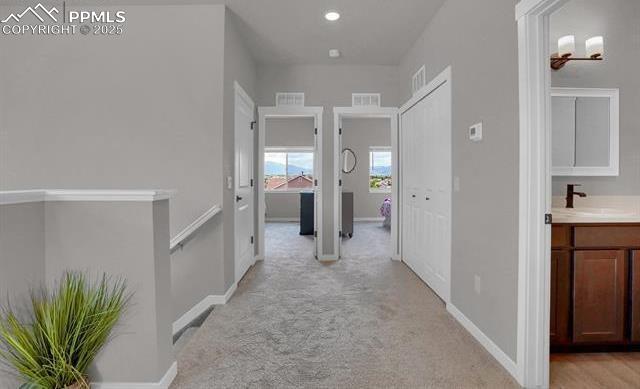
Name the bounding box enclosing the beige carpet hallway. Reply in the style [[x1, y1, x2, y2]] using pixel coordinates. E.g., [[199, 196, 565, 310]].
[[171, 222, 518, 388]]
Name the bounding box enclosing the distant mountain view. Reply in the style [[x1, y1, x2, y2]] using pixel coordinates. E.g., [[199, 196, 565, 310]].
[[265, 161, 313, 176], [370, 165, 391, 176]]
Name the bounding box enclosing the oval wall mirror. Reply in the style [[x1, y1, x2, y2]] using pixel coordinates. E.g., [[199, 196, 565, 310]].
[[342, 148, 357, 174]]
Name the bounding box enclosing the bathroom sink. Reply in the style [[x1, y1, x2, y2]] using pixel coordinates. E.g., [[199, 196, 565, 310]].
[[553, 207, 636, 218]]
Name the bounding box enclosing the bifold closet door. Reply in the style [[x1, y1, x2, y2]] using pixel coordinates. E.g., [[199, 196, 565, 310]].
[[401, 81, 451, 302]]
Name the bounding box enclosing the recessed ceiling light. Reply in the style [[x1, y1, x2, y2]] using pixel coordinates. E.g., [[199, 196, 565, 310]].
[[324, 11, 340, 21], [329, 49, 341, 58]]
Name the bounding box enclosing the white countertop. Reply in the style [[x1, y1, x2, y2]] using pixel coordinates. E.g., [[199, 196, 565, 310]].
[[551, 196, 640, 224]]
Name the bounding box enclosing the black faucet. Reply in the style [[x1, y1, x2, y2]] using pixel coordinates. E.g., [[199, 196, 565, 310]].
[[566, 184, 587, 208]]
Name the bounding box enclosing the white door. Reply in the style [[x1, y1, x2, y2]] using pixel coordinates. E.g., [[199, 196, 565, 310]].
[[234, 82, 255, 283], [313, 116, 320, 258], [401, 79, 451, 302]]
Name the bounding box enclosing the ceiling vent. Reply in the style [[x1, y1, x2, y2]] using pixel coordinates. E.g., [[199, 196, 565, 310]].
[[352, 93, 381, 107], [276, 92, 305, 107], [412, 65, 426, 96]]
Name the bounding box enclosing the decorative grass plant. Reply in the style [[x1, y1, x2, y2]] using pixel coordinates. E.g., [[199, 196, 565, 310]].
[[0, 272, 129, 389]]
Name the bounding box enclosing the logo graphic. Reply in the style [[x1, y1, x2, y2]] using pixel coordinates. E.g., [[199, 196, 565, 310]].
[[1, 3, 59, 23]]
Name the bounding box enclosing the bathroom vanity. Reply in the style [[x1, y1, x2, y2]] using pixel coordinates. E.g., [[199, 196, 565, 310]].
[[550, 206, 640, 351]]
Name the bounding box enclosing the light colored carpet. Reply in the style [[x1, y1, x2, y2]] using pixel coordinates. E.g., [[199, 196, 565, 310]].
[[171, 222, 517, 388]]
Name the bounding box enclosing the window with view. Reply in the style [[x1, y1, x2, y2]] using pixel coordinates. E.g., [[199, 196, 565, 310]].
[[369, 147, 392, 192], [265, 148, 314, 192]]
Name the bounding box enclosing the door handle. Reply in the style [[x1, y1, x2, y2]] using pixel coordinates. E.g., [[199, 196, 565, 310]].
[[412, 194, 416, 198], [236, 195, 243, 202], [425, 196, 430, 200]]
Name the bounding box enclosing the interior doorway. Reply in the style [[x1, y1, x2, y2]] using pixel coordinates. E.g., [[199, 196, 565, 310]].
[[333, 107, 399, 261], [257, 106, 323, 261]]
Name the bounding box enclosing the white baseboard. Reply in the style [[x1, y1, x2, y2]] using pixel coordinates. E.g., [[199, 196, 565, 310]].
[[265, 217, 298, 222], [172, 283, 238, 335], [92, 361, 177, 389], [446, 304, 518, 380], [354, 217, 384, 222], [318, 255, 338, 262]]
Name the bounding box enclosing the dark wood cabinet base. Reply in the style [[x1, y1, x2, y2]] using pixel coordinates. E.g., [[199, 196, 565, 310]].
[[551, 224, 640, 351]]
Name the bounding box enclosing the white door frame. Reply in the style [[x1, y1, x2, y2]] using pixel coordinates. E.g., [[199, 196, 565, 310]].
[[516, 0, 568, 387], [398, 66, 452, 304], [332, 106, 400, 260], [234, 81, 256, 284], [257, 106, 324, 261]]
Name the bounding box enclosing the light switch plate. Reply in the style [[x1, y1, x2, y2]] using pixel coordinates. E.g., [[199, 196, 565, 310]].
[[469, 122, 483, 142], [453, 176, 460, 192], [474, 275, 482, 294]]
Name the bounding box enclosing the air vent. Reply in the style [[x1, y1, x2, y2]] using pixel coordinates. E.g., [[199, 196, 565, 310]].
[[352, 93, 381, 107], [412, 65, 426, 96], [276, 92, 305, 107]]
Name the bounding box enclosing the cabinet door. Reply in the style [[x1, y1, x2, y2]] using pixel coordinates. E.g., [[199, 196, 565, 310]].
[[550, 250, 571, 345], [573, 250, 627, 343], [632, 251, 640, 343]]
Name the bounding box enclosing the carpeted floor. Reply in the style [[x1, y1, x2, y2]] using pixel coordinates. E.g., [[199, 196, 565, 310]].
[[171, 222, 518, 388]]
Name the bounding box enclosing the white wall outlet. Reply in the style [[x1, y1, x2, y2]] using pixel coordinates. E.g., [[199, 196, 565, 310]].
[[469, 122, 483, 142], [474, 275, 482, 295], [453, 176, 460, 192], [226, 176, 233, 190]]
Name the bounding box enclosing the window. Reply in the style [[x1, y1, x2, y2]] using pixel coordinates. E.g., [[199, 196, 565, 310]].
[[369, 147, 392, 193], [265, 147, 314, 192]]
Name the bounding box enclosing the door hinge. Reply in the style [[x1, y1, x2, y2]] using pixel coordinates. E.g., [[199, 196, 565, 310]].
[[339, 230, 342, 237], [339, 128, 342, 135], [250, 236, 254, 244], [250, 179, 254, 187], [314, 230, 317, 238], [250, 121, 256, 130], [314, 179, 318, 186], [545, 213, 553, 225], [339, 179, 342, 186], [314, 128, 318, 135]]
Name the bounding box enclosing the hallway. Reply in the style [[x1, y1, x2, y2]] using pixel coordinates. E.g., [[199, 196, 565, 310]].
[[171, 250, 517, 387]]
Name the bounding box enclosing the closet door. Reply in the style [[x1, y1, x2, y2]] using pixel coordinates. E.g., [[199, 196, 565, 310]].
[[401, 79, 451, 302]]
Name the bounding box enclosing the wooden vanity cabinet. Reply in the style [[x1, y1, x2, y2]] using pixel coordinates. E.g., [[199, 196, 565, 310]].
[[551, 224, 640, 350], [632, 251, 640, 342], [573, 250, 626, 344], [550, 250, 571, 344]]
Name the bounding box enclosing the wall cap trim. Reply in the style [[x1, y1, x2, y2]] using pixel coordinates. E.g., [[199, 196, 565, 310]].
[[0, 190, 175, 205], [91, 361, 177, 389]]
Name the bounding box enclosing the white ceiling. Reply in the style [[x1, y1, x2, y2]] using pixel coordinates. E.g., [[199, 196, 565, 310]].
[[218, 0, 446, 65]]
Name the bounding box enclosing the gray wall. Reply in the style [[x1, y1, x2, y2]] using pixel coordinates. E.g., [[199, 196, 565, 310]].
[[0, 202, 45, 302], [257, 65, 400, 255], [222, 8, 258, 289], [264, 117, 314, 220], [0, 5, 230, 321], [44, 200, 173, 383], [551, 0, 640, 195], [398, 0, 520, 359], [342, 118, 391, 218]]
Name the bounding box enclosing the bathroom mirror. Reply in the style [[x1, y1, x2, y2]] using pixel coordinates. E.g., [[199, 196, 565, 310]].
[[551, 87, 619, 176], [342, 148, 357, 174]]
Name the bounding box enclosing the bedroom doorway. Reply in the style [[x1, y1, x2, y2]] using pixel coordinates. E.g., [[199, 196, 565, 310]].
[[257, 106, 323, 261], [333, 106, 399, 261]]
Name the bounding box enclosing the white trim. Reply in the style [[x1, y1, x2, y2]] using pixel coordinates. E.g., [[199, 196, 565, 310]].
[[550, 87, 619, 177], [318, 255, 338, 262], [0, 190, 174, 205], [0, 190, 46, 205], [447, 304, 519, 379], [170, 205, 222, 252], [258, 105, 324, 260], [265, 217, 298, 222], [354, 217, 384, 222], [172, 282, 238, 335], [516, 1, 569, 388], [333, 106, 399, 261], [91, 361, 177, 389]]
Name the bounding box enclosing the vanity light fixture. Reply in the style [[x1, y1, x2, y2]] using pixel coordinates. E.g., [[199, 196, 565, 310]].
[[324, 11, 340, 21], [551, 35, 604, 70]]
